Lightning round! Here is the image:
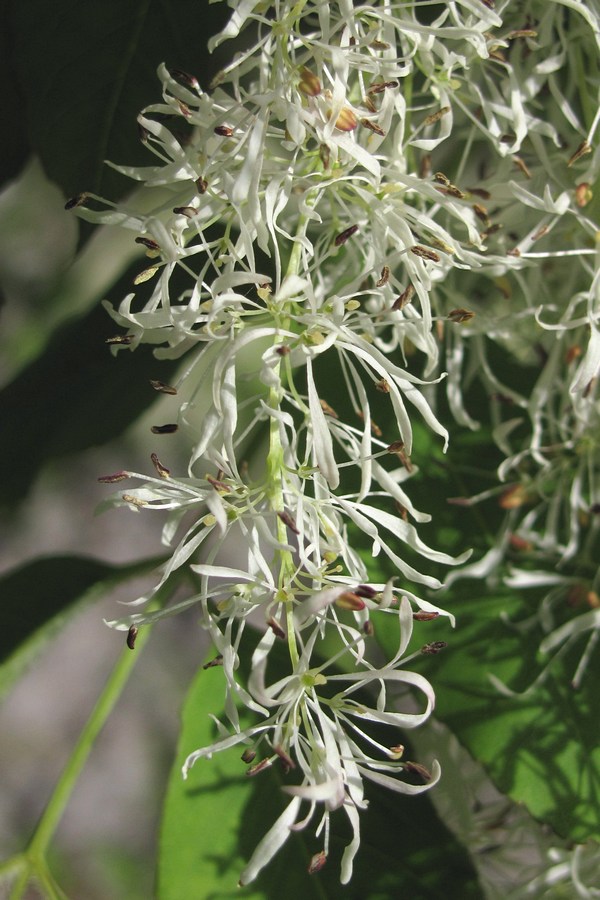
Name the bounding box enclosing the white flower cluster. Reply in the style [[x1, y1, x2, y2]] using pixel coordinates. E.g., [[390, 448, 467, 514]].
[[68, 0, 600, 883]]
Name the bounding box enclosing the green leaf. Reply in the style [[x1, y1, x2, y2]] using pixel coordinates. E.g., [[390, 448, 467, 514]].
[[370, 419, 600, 845], [8, 0, 232, 200], [158, 637, 483, 899], [413, 584, 600, 844], [0, 553, 163, 699]]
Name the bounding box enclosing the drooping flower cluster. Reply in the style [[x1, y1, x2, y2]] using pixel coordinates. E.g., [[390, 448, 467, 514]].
[[68, 0, 600, 883], [432, 0, 600, 691]]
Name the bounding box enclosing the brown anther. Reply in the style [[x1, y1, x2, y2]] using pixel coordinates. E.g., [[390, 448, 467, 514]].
[[308, 852, 327, 875], [387, 441, 413, 472], [335, 107, 358, 131], [423, 106, 450, 126], [575, 183, 592, 207], [319, 398, 339, 418], [335, 591, 366, 611], [319, 143, 331, 169], [334, 224, 359, 246], [489, 49, 507, 63], [472, 203, 490, 224], [434, 172, 450, 186], [481, 0, 496, 8], [419, 154, 432, 178], [583, 377, 596, 398], [392, 284, 414, 311], [214, 124, 234, 137], [395, 501, 408, 520], [202, 655, 224, 669], [568, 141, 592, 167], [207, 474, 230, 492], [122, 494, 148, 507], [467, 187, 492, 200], [138, 124, 151, 143], [389, 744, 404, 758], [149, 379, 178, 395], [362, 95, 377, 114], [274, 745, 296, 771], [360, 118, 385, 136], [126, 625, 138, 650], [410, 245, 440, 262], [566, 345, 582, 364], [150, 452, 170, 478], [173, 206, 198, 219], [105, 334, 134, 345], [363, 619, 374, 636], [241, 748, 256, 764], [177, 100, 191, 118], [276, 344, 290, 356], [403, 761, 432, 781], [277, 509, 300, 535], [387, 440, 405, 453], [150, 423, 178, 434], [513, 156, 532, 178], [135, 236, 161, 251], [64, 193, 88, 210], [448, 308, 475, 324], [507, 247, 521, 257], [169, 68, 200, 91], [420, 641, 447, 655], [367, 80, 398, 94], [376, 266, 390, 287], [195, 176, 208, 194], [435, 184, 465, 199], [413, 611, 440, 621], [480, 223, 503, 239], [246, 758, 272, 777], [298, 66, 322, 97], [532, 225, 549, 241], [172, 206, 197, 218], [98, 471, 129, 483], [507, 29, 538, 39], [375, 378, 390, 393], [267, 617, 286, 639]]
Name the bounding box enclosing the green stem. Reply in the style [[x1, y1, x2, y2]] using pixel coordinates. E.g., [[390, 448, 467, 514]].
[[7, 625, 153, 900]]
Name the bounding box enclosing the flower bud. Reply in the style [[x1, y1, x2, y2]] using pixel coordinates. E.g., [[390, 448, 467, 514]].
[[298, 66, 322, 97], [335, 591, 366, 611], [335, 107, 358, 131]]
